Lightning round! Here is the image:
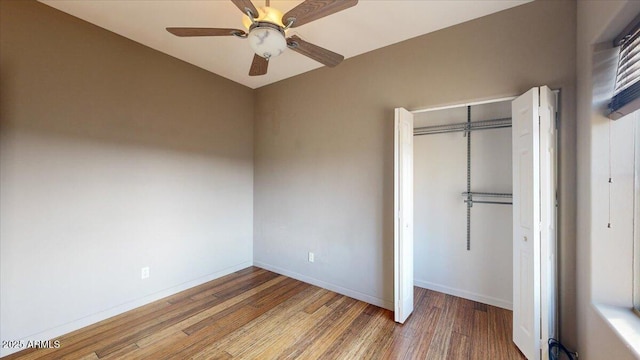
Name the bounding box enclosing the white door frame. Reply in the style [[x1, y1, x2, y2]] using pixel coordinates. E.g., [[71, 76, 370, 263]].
[[539, 86, 559, 356]]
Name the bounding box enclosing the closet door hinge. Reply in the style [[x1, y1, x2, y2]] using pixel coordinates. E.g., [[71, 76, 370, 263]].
[[538, 106, 545, 125]]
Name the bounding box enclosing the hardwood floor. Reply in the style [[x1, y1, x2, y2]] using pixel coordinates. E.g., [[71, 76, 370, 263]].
[[3, 267, 525, 359]]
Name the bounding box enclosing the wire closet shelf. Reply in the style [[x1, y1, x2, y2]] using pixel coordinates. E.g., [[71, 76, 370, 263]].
[[413, 117, 512, 136]]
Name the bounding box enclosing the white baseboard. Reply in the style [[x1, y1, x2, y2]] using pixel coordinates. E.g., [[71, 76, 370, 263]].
[[0, 261, 253, 358], [254, 261, 394, 311], [414, 279, 512, 310]]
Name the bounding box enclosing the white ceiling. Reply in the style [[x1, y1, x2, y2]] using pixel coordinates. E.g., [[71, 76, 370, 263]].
[[39, 0, 531, 89]]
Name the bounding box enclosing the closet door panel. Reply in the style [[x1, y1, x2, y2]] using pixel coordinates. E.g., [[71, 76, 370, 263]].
[[512, 88, 541, 360], [394, 107, 414, 323], [539, 85, 557, 357]]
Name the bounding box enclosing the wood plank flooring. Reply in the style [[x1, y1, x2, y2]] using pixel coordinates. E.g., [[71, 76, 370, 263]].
[[3, 267, 525, 359]]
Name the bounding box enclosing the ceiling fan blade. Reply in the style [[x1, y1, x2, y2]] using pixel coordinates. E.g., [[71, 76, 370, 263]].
[[230, 0, 259, 18], [166, 27, 247, 37], [282, 0, 358, 28], [287, 35, 344, 67], [249, 54, 269, 76]]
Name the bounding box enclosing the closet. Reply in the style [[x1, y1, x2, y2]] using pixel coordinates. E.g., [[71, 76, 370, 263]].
[[395, 87, 558, 359], [412, 99, 514, 310]]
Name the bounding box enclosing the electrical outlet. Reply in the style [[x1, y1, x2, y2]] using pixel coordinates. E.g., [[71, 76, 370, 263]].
[[308, 252, 314, 263], [141, 267, 150, 279]]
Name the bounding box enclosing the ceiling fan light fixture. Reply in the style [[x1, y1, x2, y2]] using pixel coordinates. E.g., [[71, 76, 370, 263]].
[[248, 24, 287, 59]]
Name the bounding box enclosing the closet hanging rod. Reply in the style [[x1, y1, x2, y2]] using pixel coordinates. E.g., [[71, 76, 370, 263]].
[[461, 191, 512, 199], [463, 192, 513, 206], [414, 117, 511, 136], [464, 199, 513, 205]]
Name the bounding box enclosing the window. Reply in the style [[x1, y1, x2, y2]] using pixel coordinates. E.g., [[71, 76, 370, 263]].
[[612, 14, 640, 316], [589, 7, 640, 357], [610, 15, 640, 120]]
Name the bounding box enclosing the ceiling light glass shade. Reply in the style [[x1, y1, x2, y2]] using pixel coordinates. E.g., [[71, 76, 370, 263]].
[[248, 26, 287, 59]]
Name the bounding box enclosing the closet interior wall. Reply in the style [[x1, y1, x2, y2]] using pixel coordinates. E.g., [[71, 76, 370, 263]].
[[413, 100, 513, 309]]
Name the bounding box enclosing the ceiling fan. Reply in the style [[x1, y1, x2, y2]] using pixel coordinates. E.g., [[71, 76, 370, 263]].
[[166, 0, 358, 76]]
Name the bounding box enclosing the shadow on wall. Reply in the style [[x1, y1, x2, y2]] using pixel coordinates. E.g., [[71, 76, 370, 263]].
[[0, 0, 255, 352], [383, 107, 396, 304]]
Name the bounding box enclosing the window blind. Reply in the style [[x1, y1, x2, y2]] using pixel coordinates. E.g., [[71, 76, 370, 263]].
[[609, 15, 640, 120]]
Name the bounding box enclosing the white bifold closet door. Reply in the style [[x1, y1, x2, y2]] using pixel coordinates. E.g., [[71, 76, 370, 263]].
[[394, 107, 414, 323], [511, 86, 557, 360], [393, 87, 557, 359]]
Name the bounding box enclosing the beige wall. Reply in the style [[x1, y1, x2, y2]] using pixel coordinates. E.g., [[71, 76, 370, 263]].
[[254, 0, 577, 346], [0, 1, 254, 353]]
